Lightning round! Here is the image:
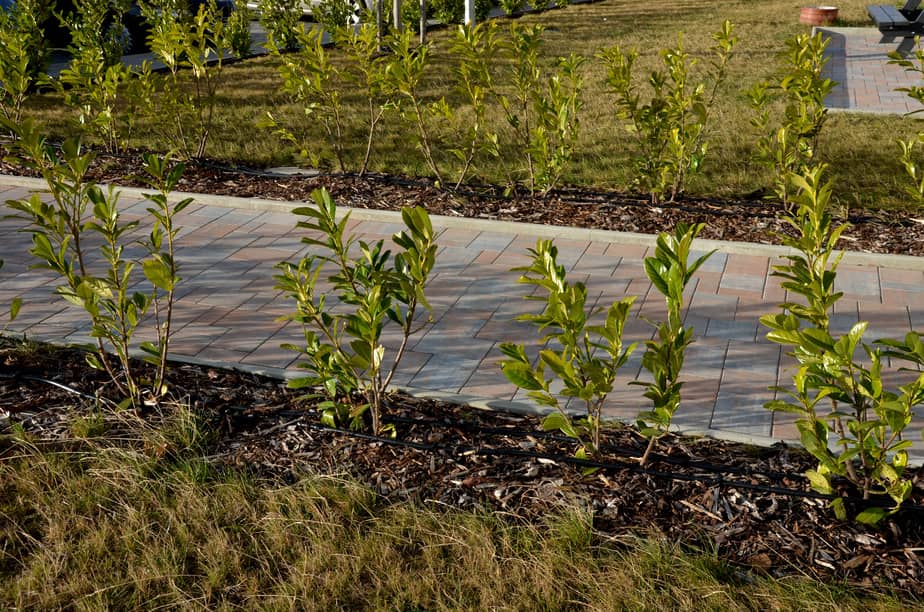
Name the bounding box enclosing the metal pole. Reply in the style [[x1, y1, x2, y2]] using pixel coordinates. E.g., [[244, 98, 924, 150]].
[[394, 0, 402, 31], [464, 0, 474, 25], [419, 0, 427, 44]]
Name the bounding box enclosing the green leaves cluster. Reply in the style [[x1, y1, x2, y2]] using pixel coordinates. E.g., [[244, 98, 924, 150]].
[[257, 0, 304, 52], [888, 45, 924, 205], [275, 188, 437, 436], [749, 32, 835, 207], [0, 0, 51, 131], [0, 259, 23, 327], [762, 166, 924, 524], [57, 0, 134, 153], [634, 222, 713, 465], [449, 22, 501, 189], [600, 21, 737, 204], [501, 23, 586, 195], [136, 0, 231, 159], [499, 239, 637, 458], [5, 122, 187, 408]]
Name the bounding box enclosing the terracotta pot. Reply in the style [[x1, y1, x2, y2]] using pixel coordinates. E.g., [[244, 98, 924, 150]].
[[800, 6, 839, 26]]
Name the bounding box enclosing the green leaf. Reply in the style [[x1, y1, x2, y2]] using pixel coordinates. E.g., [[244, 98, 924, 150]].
[[9, 297, 22, 321], [805, 469, 832, 495], [500, 361, 543, 391], [542, 412, 578, 438], [855, 507, 887, 525]]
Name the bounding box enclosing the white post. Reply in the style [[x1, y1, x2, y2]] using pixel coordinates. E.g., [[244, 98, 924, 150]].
[[394, 0, 402, 31], [419, 0, 427, 44], [464, 0, 475, 25]]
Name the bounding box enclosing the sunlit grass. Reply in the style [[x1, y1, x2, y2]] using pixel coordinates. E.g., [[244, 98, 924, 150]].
[[0, 414, 910, 610], [23, 0, 922, 209]]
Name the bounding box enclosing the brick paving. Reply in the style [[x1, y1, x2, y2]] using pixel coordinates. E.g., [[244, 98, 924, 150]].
[[2, 176, 924, 459], [820, 26, 924, 115]]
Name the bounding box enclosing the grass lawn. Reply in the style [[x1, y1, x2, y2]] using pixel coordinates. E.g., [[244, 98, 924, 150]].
[[0, 415, 910, 610], [21, 0, 923, 210]]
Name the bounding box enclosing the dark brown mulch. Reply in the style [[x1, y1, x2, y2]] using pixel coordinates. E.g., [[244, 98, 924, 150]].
[[2, 342, 923, 602], [4, 148, 924, 256]]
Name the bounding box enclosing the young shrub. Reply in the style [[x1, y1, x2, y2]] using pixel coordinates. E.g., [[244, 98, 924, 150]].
[[334, 22, 397, 174], [275, 188, 437, 436], [4, 0, 51, 82], [761, 165, 924, 524], [599, 21, 737, 204], [385, 29, 448, 185], [261, 27, 348, 171], [137, 0, 230, 159], [138, 153, 192, 399], [499, 0, 525, 16], [0, 0, 51, 131], [499, 239, 637, 458], [448, 22, 501, 189], [57, 0, 134, 153], [500, 24, 586, 195], [634, 222, 714, 465], [5, 122, 186, 407], [888, 47, 924, 205], [315, 0, 363, 31], [225, 3, 254, 59], [258, 0, 304, 52], [749, 32, 836, 208]]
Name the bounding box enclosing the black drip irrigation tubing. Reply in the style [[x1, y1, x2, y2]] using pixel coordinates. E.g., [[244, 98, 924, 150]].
[[0, 370, 100, 403]]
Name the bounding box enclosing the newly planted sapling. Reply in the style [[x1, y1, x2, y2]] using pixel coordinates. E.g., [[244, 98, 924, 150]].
[[501, 24, 586, 195], [138, 0, 230, 159], [449, 22, 501, 189], [334, 22, 397, 174], [634, 222, 714, 466], [499, 239, 637, 457], [0, 1, 50, 131], [386, 29, 447, 185], [225, 3, 254, 59], [600, 21, 737, 204], [888, 46, 924, 205], [258, 0, 303, 52], [275, 188, 437, 436], [58, 0, 133, 153], [6, 125, 141, 403], [5, 123, 188, 407], [139, 153, 191, 399], [263, 28, 348, 170], [749, 33, 835, 208], [762, 166, 924, 523]]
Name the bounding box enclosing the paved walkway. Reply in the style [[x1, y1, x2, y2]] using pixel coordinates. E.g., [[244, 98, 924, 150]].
[[2, 175, 923, 459], [820, 26, 924, 115]]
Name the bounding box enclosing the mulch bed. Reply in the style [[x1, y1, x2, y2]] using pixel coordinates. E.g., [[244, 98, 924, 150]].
[[3, 150, 924, 600], [4, 148, 924, 257], [2, 341, 924, 601]]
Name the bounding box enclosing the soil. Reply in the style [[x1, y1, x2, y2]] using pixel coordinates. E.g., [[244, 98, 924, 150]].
[[3, 151, 924, 601]]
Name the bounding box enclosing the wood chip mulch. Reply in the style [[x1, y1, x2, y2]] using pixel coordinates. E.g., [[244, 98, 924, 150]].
[[2, 342, 924, 602]]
